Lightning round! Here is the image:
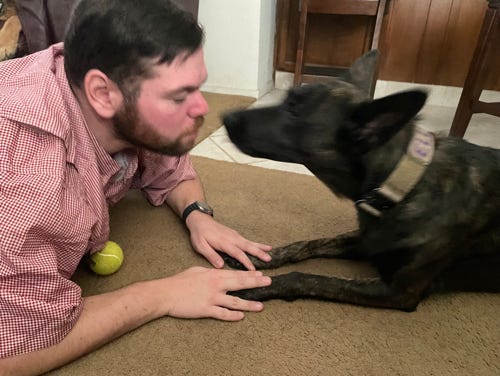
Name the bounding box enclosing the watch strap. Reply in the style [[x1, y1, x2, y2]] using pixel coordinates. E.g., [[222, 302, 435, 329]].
[[182, 201, 213, 223]]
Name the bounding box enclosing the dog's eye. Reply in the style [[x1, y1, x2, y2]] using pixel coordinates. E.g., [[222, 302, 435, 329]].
[[285, 84, 328, 118]]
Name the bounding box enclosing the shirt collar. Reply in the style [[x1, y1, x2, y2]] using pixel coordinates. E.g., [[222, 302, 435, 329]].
[[0, 43, 126, 181]]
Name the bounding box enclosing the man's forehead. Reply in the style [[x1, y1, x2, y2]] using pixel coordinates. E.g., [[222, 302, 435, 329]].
[[147, 50, 207, 91]]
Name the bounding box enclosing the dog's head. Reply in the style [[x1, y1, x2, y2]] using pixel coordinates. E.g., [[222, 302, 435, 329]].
[[223, 51, 427, 197]]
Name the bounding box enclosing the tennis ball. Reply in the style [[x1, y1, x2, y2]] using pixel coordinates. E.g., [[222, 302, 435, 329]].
[[89, 241, 124, 276]]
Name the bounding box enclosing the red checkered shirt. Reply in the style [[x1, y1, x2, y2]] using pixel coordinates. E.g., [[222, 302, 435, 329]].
[[0, 43, 197, 358]]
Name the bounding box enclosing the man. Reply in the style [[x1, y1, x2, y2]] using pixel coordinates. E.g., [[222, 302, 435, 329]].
[[0, 0, 272, 374]]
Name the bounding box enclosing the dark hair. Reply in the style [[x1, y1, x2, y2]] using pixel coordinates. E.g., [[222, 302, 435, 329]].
[[64, 0, 204, 94]]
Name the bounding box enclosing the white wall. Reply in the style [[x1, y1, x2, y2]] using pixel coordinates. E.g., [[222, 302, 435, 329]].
[[198, 0, 276, 98]]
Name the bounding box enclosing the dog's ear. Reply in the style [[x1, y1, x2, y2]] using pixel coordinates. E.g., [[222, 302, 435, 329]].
[[342, 50, 379, 96], [348, 90, 428, 153]]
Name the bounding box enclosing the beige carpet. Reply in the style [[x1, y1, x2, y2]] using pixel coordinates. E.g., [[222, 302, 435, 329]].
[[48, 156, 500, 375], [196, 92, 255, 145]]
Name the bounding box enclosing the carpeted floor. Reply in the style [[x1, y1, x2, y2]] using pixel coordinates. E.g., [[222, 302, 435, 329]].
[[196, 92, 255, 145], [50, 156, 500, 376]]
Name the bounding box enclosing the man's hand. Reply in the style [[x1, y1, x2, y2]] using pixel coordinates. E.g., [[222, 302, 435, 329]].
[[186, 211, 272, 270], [159, 266, 271, 321]]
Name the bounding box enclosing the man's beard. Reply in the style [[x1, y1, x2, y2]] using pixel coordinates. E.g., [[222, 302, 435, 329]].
[[112, 100, 204, 156]]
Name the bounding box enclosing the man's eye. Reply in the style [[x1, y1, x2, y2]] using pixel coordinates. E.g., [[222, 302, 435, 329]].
[[173, 97, 186, 104]]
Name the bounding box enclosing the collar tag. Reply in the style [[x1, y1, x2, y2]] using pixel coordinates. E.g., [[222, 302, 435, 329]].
[[357, 126, 435, 217], [408, 126, 435, 164]]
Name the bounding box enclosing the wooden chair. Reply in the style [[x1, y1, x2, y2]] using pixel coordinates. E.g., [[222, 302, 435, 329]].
[[293, 0, 387, 97], [448, 0, 500, 138]]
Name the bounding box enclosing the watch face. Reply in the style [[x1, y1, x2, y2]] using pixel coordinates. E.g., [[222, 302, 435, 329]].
[[195, 201, 213, 214]]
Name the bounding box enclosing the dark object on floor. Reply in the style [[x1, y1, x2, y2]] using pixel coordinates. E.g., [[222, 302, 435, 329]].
[[222, 51, 500, 311]]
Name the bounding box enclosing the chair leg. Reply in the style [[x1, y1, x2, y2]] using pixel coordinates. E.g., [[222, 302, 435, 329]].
[[367, 0, 386, 97], [294, 0, 309, 86], [449, 7, 498, 138], [371, 0, 386, 50]]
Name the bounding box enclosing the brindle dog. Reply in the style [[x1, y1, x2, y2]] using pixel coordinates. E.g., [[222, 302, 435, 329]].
[[222, 51, 500, 311]]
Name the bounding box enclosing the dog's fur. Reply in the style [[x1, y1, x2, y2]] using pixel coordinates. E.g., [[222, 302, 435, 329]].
[[222, 51, 500, 311]]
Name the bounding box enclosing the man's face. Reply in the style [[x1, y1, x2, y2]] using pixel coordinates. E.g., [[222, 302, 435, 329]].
[[113, 47, 209, 155]]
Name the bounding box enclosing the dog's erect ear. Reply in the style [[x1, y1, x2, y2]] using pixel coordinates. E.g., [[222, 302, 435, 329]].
[[342, 50, 379, 96], [348, 90, 428, 153]]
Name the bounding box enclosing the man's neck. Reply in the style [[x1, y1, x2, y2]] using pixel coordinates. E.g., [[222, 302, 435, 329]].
[[73, 87, 132, 155]]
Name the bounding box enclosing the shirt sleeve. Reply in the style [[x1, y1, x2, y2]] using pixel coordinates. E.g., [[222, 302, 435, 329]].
[[0, 170, 84, 358], [134, 149, 198, 206], [0, 121, 84, 358]]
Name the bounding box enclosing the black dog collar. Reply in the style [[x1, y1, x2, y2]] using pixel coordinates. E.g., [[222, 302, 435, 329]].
[[356, 126, 435, 217]]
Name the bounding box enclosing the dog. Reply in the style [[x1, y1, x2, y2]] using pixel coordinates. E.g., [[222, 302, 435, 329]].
[[222, 51, 500, 311]]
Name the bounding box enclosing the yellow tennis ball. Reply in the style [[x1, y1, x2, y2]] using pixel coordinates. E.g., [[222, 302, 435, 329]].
[[90, 241, 124, 276]]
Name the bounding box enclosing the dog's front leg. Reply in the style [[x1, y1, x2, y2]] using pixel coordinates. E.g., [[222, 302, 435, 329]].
[[221, 230, 361, 270], [232, 272, 421, 311]]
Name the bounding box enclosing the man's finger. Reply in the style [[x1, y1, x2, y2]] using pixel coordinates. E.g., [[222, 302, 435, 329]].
[[206, 251, 224, 268], [218, 294, 264, 312], [235, 240, 272, 264], [224, 274, 271, 292], [220, 246, 256, 271], [247, 247, 272, 262], [234, 253, 256, 271], [210, 306, 245, 321], [194, 239, 225, 268]]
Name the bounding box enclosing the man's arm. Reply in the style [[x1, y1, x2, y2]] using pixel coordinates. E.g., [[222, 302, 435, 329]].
[[0, 267, 271, 376], [165, 175, 206, 217]]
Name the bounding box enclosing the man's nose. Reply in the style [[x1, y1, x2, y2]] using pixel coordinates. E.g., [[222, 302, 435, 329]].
[[189, 91, 209, 118]]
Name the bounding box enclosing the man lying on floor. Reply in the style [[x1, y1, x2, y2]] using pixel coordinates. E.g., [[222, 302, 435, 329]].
[[0, 0, 273, 374]]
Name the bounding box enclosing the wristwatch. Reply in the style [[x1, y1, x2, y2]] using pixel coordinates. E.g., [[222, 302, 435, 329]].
[[182, 201, 214, 223]]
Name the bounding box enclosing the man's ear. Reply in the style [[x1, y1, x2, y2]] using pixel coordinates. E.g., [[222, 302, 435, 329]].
[[347, 90, 428, 153], [83, 69, 123, 119]]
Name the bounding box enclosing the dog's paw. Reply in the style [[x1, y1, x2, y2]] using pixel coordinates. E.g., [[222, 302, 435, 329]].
[[228, 284, 296, 302], [229, 286, 269, 301]]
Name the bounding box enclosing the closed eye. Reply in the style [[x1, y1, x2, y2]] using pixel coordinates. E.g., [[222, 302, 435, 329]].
[[172, 97, 187, 104]]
